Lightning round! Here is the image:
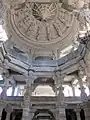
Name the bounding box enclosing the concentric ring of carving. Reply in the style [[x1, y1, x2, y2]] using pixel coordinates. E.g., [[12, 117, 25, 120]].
[[9, 2, 75, 46]]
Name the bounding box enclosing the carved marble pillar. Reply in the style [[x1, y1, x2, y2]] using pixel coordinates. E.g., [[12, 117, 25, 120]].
[[71, 84, 75, 97], [22, 84, 31, 120], [69, 81, 75, 97], [77, 70, 87, 102], [54, 72, 66, 120], [11, 86, 15, 96], [75, 108, 81, 120], [6, 112, 11, 120], [58, 75, 65, 105], [0, 71, 10, 99], [78, 60, 90, 99], [58, 78, 66, 120], [11, 78, 16, 96], [54, 81, 58, 96], [0, 107, 4, 120], [56, 104, 66, 120], [22, 71, 36, 120], [54, 73, 65, 102], [86, 76, 90, 93], [5, 104, 13, 120], [12, 111, 16, 120], [84, 71, 90, 100], [83, 101, 90, 120], [85, 74, 90, 100], [86, 77, 90, 100]]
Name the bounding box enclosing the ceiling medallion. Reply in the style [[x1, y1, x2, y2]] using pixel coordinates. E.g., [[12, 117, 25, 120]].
[[32, 3, 58, 23], [8, 1, 77, 47]]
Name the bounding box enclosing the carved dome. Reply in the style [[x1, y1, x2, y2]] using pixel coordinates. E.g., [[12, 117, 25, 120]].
[[4, 1, 79, 50]]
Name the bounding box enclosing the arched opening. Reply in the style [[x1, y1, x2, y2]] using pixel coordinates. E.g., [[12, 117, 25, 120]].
[[65, 109, 77, 120], [32, 109, 55, 120], [32, 77, 55, 96], [32, 85, 55, 96]]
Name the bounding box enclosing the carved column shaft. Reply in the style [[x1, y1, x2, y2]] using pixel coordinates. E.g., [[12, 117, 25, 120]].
[[22, 84, 31, 120], [55, 72, 66, 120], [83, 67, 90, 99], [75, 109, 81, 120], [54, 73, 65, 103], [6, 112, 11, 120], [5, 104, 13, 120], [78, 61, 90, 98], [11, 86, 15, 96], [0, 71, 10, 99], [0, 107, 3, 120], [77, 70, 87, 101], [22, 71, 36, 120], [72, 86, 75, 97], [58, 75, 65, 104]]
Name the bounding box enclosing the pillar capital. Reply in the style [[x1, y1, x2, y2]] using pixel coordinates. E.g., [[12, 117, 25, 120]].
[[5, 104, 13, 120], [54, 72, 66, 86], [5, 104, 13, 113], [77, 75, 88, 101], [24, 70, 37, 86]]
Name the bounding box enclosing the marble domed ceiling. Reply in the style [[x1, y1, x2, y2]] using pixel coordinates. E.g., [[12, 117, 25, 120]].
[[3, 0, 79, 50]]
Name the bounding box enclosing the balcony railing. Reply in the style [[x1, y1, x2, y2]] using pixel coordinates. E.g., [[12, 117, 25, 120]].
[[0, 96, 82, 104]]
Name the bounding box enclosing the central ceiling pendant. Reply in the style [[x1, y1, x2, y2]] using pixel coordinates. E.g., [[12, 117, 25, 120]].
[[32, 3, 58, 23]]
